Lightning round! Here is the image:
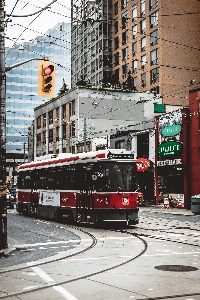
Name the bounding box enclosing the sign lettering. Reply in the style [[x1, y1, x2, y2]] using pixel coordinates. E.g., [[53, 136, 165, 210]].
[[157, 159, 182, 166], [156, 141, 182, 157]]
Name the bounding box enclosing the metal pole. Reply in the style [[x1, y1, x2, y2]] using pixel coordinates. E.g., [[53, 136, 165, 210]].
[[84, 117, 86, 152], [24, 142, 25, 163], [0, 0, 6, 186]]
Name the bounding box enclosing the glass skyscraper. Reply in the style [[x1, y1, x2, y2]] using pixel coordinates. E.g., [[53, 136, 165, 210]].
[[5, 22, 71, 178]]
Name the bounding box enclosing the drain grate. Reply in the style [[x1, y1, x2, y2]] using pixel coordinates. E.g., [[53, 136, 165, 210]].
[[155, 265, 198, 272]]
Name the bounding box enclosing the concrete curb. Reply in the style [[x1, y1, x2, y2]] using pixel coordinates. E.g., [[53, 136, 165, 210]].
[[139, 205, 196, 216]]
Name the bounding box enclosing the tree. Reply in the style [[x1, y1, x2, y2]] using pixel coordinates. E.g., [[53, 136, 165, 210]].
[[76, 74, 88, 86], [58, 78, 68, 95], [123, 70, 137, 91], [102, 72, 122, 89]]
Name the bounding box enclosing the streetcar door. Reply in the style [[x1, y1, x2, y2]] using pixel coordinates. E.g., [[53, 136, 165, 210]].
[[76, 163, 95, 223]]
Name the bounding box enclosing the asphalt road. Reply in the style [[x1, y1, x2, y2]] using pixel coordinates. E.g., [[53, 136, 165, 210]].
[[2, 210, 81, 268], [0, 207, 199, 300]]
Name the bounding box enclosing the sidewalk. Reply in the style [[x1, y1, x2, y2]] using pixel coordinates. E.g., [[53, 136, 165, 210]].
[[139, 204, 195, 216]]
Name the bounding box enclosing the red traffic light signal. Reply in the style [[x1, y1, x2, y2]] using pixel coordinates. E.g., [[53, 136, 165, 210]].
[[44, 65, 54, 75], [38, 61, 55, 97]]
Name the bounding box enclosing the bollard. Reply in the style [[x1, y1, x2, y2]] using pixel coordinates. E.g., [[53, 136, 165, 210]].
[[2, 215, 8, 249], [0, 185, 8, 249]]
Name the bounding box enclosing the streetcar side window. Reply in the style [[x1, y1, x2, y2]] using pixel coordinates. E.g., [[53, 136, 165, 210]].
[[56, 165, 74, 189], [47, 168, 56, 190], [56, 166, 65, 189], [18, 171, 31, 189]]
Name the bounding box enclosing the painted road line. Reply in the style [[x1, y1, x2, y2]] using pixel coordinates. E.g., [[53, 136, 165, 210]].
[[31, 266, 78, 300]]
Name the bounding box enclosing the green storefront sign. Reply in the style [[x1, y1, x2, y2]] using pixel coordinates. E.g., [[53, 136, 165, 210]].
[[157, 141, 182, 157], [162, 124, 182, 137]]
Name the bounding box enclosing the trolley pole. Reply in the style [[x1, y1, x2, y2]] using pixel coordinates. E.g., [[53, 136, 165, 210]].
[[0, 0, 6, 186]]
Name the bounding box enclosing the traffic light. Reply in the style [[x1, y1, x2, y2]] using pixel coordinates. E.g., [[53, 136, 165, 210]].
[[38, 60, 55, 97]]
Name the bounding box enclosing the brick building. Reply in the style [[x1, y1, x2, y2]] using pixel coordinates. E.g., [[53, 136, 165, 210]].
[[113, 0, 200, 105], [189, 88, 200, 197], [71, 0, 200, 106]]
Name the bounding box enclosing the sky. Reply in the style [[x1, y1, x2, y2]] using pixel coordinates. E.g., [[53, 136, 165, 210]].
[[5, 0, 71, 48]]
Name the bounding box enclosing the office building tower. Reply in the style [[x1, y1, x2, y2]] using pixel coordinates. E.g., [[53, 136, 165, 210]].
[[71, 0, 113, 87], [6, 22, 71, 178]]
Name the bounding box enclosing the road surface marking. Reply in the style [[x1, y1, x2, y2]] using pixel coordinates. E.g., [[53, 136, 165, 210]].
[[31, 266, 78, 300]]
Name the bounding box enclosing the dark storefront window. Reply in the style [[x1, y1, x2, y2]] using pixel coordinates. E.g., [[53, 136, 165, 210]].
[[137, 133, 149, 158], [158, 168, 184, 194]]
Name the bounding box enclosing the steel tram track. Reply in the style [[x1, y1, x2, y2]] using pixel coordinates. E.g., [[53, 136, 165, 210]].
[[0, 229, 148, 299], [131, 225, 200, 247], [0, 224, 98, 275], [2, 214, 199, 300]]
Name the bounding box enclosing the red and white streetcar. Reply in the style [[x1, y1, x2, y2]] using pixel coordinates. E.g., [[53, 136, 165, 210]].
[[16, 149, 152, 225]]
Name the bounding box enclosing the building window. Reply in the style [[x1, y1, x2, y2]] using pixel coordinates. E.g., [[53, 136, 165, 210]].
[[115, 69, 120, 81], [115, 140, 125, 149], [37, 133, 41, 146], [132, 25, 137, 39], [121, 0, 128, 9], [122, 30, 128, 45], [140, 0, 145, 16], [150, 86, 160, 95], [132, 60, 137, 74], [141, 36, 146, 51], [140, 19, 146, 34], [132, 5, 137, 21], [70, 100, 75, 116], [132, 42, 137, 56], [56, 127, 59, 142], [150, 0, 158, 10], [115, 36, 119, 49], [49, 129, 53, 143], [150, 48, 158, 65], [150, 11, 158, 27], [43, 131, 46, 145], [122, 47, 129, 61], [42, 114, 46, 127], [115, 52, 119, 66], [62, 124, 66, 139], [137, 132, 149, 158], [48, 110, 53, 125], [56, 107, 59, 121], [122, 11, 128, 29], [114, 2, 118, 15], [150, 30, 158, 46], [122, 64, 129, 78], [141, 73, 146, 88], [150, 67, 159, 84], [141, 55, 146, 70], [37, 116, 41, 129], [62, 104, 66, 121], [115, 19, 118, 34], [133, 77, 137, 89]]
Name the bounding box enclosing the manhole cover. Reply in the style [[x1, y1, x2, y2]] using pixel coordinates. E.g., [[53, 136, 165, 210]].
[[155, 265, 198, 272]]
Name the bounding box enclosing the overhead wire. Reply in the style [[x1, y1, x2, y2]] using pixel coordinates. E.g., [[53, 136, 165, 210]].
[[5, 0, 20, 26]]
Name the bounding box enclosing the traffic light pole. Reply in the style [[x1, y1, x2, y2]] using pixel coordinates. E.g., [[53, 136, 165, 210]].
[[0, 0, 6, 185]]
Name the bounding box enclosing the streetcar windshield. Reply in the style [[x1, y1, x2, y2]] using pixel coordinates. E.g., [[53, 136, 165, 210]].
[[90, 162, 138, 192]]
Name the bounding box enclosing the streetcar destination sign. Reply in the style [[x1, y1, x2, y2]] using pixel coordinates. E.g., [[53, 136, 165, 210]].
[[157, 141, 182, 157], [162, 124, 182, 137]]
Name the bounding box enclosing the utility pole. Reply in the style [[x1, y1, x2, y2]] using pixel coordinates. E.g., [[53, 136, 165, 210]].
[[0, 0, 6, 185], [84, 118, 86, 152]]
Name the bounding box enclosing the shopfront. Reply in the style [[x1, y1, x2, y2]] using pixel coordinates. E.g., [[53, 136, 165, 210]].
[[155, 109, 189, 208]]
